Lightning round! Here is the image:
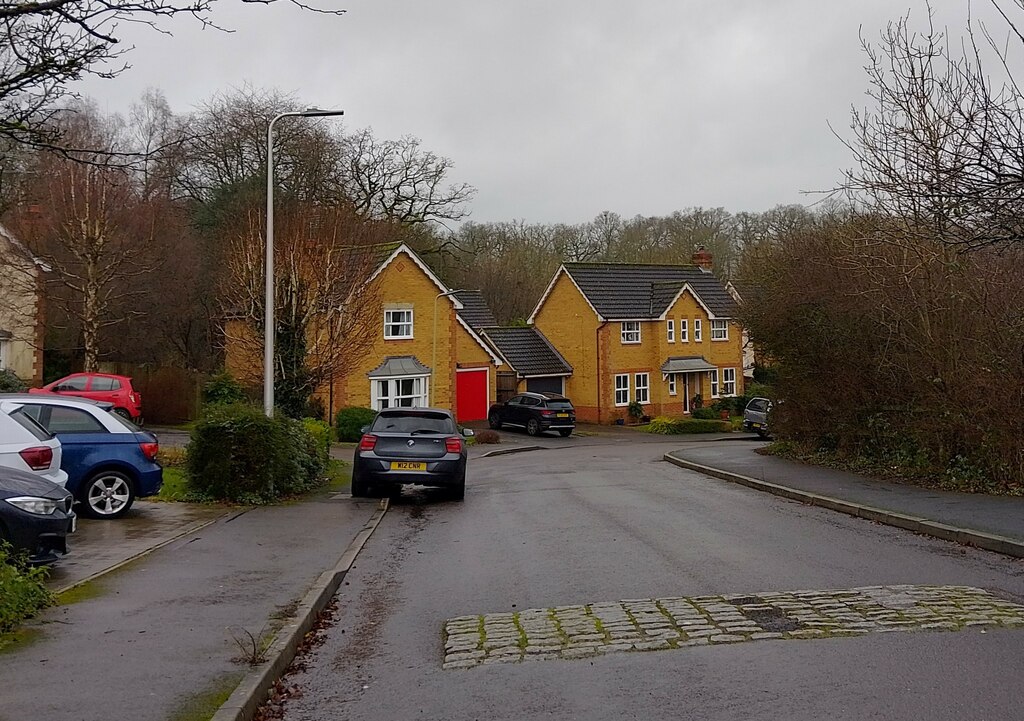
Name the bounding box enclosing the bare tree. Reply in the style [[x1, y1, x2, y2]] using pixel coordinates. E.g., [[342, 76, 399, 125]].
[[221, 201, 399, 417], [0, 1, 343, 150]]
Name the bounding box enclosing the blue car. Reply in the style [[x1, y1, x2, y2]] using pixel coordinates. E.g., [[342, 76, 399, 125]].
[[0, 394, 163, 519]]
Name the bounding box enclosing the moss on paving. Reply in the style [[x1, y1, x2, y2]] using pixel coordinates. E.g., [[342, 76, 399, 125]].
[[0, 626, 43, 655], [167, 672, 243, 721], [56, 576, 109, 606]]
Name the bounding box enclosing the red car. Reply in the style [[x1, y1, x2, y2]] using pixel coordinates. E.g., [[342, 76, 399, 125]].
[[30, 373, 143, 421]]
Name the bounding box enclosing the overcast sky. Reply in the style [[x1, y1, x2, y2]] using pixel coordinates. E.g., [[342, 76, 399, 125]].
[[77, 1, 1009, 225]]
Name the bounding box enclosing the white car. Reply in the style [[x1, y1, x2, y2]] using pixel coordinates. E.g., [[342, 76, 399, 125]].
[[0, 400, 68, 488]]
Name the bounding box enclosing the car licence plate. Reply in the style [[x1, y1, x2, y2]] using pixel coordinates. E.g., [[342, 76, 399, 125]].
[[390, 461, 427, 471], [751, 423, 761, 428], [557, 413, 570, 418]]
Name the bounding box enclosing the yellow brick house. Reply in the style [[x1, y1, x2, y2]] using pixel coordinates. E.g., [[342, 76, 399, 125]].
[[0, 223, 45, 385], [528, 251, 744, 423], [227, 243, 504, 422]]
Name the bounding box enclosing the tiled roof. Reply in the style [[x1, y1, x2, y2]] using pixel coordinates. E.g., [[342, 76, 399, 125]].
[[563, 263, 737, 319], [452, 290, 497, 330], [660, 356, 718, 373], [367, 355, 431, 377], [483, 327, 572, 377]]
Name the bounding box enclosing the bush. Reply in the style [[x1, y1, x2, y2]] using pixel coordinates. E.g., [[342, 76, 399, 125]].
[[157, 446, 188, 468], [646, 416, 732, 434], [335, 406, 377, 442], [186, 403, 326, 503], [0, 543, 53, 633], [0, 369, 27, 392], [474, 429, 501, 444], [302, 418, 332, 466], [203, 372, 247, 406], [691, 407, 718, 420]]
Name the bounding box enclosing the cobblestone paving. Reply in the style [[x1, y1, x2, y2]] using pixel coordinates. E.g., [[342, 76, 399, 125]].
[[442, 585, 1024, 669]]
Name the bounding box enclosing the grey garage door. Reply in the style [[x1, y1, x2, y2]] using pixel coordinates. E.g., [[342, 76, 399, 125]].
[[526, 376, 564, 395]]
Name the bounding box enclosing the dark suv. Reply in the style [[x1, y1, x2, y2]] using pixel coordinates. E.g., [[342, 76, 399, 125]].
[[487, 392, 576, 437]]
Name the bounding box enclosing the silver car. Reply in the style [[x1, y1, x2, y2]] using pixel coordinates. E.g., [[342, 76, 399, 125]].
[[742, 397, 772, 438]]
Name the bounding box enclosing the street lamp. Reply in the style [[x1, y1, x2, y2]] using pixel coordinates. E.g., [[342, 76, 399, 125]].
[[432, 289, 468, 405], [264, 107, 344, 417]]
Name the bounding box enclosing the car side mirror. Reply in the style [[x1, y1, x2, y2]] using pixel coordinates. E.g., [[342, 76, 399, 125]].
[[462, 428, 475, 438]]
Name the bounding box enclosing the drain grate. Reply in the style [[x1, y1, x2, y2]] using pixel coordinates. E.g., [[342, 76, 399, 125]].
[[741, 607, 805, 633]]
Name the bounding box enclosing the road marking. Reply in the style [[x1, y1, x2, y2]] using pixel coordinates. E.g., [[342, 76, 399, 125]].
[[442, 585, 1024, 669]]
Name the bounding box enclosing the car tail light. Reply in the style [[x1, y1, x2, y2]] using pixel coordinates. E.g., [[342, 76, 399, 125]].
[[19, 446, 53, 471], [140, 442, 159, 461], [541, 410, 554, 417], [445, 437, 463, 453], [359, 434, 377, 451]]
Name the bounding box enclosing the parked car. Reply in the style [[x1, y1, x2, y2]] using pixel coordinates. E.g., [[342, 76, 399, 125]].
[[30, 372, 142, 421], [352, 408, 471, 501], [0, 400, 68, 488], [1, 394, 162, 519], [0, 465, 75, 565], [488, 392, 576, 437], [742, 397, 773, 438]]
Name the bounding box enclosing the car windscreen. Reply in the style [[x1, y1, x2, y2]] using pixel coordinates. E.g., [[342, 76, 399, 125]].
[[7, 408, 53, 441], [545, 400, 573, 410], [371, 413, 455, 434]]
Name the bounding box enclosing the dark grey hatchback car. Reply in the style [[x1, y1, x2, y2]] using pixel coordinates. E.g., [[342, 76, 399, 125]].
[[352, 408, 472, 501], [0, 465, 75, 564]]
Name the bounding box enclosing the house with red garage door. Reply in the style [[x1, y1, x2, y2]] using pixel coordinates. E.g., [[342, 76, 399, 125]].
[[314, 244, 504, 423]]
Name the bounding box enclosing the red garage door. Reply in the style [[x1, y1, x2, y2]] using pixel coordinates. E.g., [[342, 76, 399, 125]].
[[455, 369, 488, 422]]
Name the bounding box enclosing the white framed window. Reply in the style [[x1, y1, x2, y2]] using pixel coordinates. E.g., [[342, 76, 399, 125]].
[[722, 367, 737, 396], [0, 338, 8, 370], [614, 374, 630, 406], [694, 319, 703, 342], [666, 319, 675, 343], [711, 319, 729, 341], [710, 368, 719, 398], [620, 321, 641, 344], [680, 319, 688, 342], [384, 309, 414, 339], [635, 373, 650, 404], [668, 375, 677, 396], [373, 376, 429, 410]]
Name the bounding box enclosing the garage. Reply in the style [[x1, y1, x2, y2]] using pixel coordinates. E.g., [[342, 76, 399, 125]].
[[455, 368, 489, 422], [526, 376, 564, 395]]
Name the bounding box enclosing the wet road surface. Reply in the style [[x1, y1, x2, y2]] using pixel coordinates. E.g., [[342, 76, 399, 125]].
[[274, 440, 1024, 721]]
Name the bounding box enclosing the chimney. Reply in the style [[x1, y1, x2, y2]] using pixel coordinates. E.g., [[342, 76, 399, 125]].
[[692, 246, 713, 273]]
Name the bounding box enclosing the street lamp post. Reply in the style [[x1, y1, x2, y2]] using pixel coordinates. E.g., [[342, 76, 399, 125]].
[[264, 107, 344, 417], [432, 289, 467, 405]]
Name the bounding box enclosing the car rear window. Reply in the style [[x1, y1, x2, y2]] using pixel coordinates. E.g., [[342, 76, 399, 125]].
[[545, 400, 573, 410], [371, 412, 455, 434], [7, 408, 52, 441], [747, 399, 769, 412], [46, 406, 107, 433], [91, 377, 121, 391]]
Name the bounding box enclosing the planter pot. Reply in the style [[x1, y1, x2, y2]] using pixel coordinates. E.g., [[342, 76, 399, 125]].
[[614, 418, 625, 425]]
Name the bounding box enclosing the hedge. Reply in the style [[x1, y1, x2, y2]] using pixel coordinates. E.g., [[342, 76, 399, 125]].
[[0, 369, 26, 393], [335, 406, 377, 442], [186, 403, 326, 503], [647, 416, 733, 434], [0, 543, 52, 633]]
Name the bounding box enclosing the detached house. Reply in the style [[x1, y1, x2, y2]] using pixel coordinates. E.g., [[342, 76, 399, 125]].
[[0, 223, 45, 384], [528, 250, 743, 423]]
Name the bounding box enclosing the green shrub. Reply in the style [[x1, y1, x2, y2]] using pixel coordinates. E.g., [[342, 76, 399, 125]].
[[335, 407, 377, 442], [0, 543, 53, 633], [691, 407, 718, 420], [303, 418, 332, 465], [0, 369, 27, 393], [646, 416, 732, 434], [186, 403, 326, 503], [203, 372, 247, 406]]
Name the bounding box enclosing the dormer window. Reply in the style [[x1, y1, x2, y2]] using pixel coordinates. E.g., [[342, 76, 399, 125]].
[[621, 321, 641, 344], [384, 308, 414, 339]]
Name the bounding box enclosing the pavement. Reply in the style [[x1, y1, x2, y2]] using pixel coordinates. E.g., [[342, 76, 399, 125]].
[[0, 483, 381, 721], [666, 439, 1024, 544]]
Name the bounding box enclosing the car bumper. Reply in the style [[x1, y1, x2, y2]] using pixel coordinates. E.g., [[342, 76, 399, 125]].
[[136, 465, 163, 498], [5, 510, 75, 565], [355, 456, 465, 487]]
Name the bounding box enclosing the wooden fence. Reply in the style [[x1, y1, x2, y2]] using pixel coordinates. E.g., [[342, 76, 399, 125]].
[[98, 363, 205, 425]]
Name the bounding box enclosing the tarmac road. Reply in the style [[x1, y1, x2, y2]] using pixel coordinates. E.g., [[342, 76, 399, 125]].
[[274, 440, 1024, 721]]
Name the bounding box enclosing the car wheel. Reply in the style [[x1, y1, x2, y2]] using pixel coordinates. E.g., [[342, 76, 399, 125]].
[[526, 418, 540, 436], [113, 408, 132, 421], [558, 429, 572, 437], [79, 470, 135, 519], [351, 467, 369, 497], [488, 412, 502, 430]]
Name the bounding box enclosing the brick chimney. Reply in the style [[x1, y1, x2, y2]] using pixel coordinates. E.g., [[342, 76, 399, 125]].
[[692, 246, 713, 273]]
